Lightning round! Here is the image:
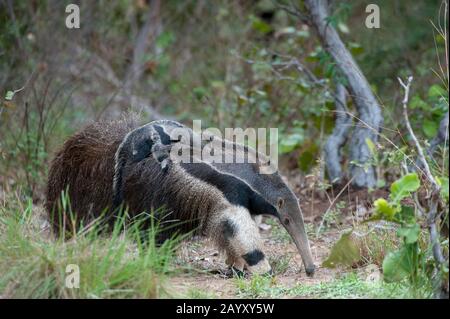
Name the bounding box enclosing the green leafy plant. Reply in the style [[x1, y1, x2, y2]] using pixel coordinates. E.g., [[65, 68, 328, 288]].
[[323, 172, 440, 296], [371, 173, 420, 222], [369, 173, 430, 291]]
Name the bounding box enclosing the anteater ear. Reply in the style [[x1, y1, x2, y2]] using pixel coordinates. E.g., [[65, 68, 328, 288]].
[[249, 190, 278, 217], [255, 155, 276, 175]]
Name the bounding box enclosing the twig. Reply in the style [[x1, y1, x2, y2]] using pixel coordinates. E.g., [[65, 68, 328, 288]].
[[316, 176, 355, 237], [0, 69, 37, 126], [398, 76, 440, 188], [274, 0, 310, 24]]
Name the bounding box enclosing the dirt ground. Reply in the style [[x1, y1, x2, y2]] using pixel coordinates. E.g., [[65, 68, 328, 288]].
[[168, 226, 342, 298]]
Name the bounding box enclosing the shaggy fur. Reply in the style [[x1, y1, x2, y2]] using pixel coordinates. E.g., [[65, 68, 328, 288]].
[[45, 116, 140, 233], [45, 116, 272, 273]]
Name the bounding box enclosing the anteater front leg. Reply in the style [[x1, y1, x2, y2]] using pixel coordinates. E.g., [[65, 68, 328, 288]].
[[211, 207, 272, 275]]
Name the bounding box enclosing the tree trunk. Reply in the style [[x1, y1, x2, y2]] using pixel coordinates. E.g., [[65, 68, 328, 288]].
[[323, 83, 352, 184], [304, 0, 383, 188], [124, 0, 162, 93]]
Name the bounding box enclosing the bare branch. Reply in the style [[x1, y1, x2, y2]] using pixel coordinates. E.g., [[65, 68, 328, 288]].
[[398, 76, 439, 188], [274, 0, 310, 24]]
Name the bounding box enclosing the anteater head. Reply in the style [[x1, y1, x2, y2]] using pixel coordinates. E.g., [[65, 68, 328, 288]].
[[252, 162, 316, 277]]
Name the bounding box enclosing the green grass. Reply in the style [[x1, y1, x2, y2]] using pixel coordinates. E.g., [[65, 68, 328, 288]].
[[234, 272, 429, 299], [186, 288, 217, 299], [0, 193, 179, 298], [289, 273, 420, 299], [235, 275, 287, 298], [269, 255, 291, 275]]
